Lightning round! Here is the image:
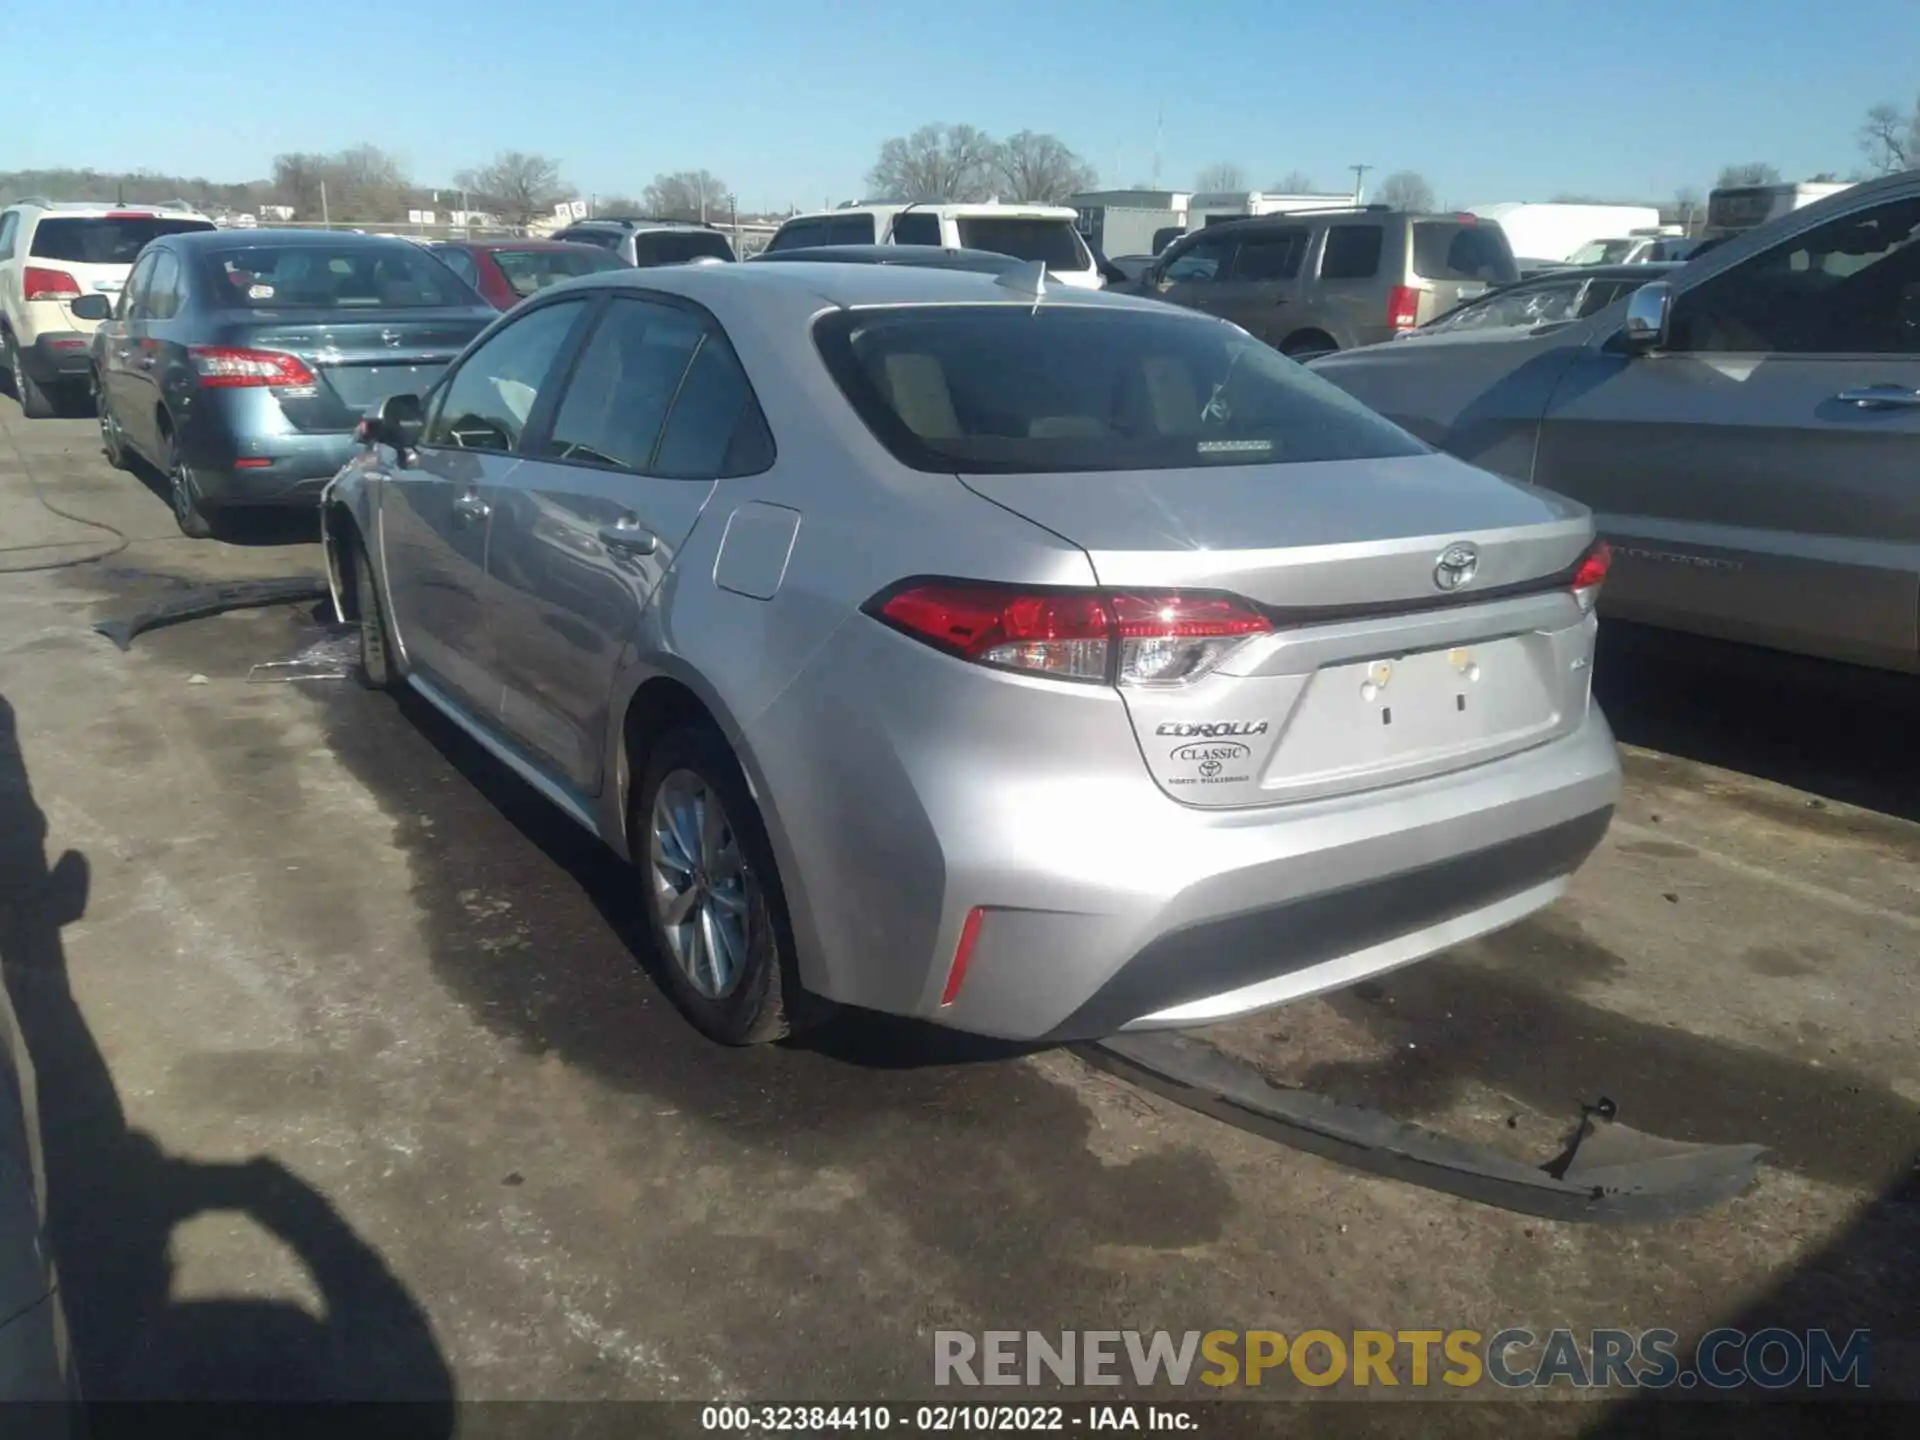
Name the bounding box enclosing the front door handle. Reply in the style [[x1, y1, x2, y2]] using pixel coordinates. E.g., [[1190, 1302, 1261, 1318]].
[[598, 516, 658, 555], [1834, 384, 1920, 409], [451, 490, 491, 525]]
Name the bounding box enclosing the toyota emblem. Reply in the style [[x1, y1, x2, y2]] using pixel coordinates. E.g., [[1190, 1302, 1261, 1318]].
[[1433, 542, 1479, 591]]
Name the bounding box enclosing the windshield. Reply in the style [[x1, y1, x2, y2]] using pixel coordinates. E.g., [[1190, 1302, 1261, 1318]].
[[1566, 239, 1635, 266], [814, 304, 1426, 474], [491, 246, 627, 297], [954, 218, 1089, 270], [203, 243, 474, 308], [30, 216, 214, 264], [1423, 280, 1587, 335], [633, 231, 735, 265]]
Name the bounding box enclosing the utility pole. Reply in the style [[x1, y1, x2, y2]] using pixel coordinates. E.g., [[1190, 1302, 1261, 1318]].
[[320, 178, 330, 228], [726, 192, 738, 247], [697, 175, 708, 225], [1349, 164, 1371, 205]]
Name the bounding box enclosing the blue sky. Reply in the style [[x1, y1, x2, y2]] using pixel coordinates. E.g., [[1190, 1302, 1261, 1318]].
[[19, 0, 1914, 212]]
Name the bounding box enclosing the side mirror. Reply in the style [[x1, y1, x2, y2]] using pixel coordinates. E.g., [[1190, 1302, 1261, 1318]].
[[357, 393, 425, 455], [70, 294, 113, 321], [1620, 281, 1673, 353]]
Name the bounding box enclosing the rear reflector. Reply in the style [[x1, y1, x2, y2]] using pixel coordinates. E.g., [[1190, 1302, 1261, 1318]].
[[1571, 540, 1612, 614], [870, 580, 1272, 687], [188, 346, 318, 390], [232, 457, 273, 469], [1386, 284, 1421, 331], [23, 267, 80, 301], [940, 907, 986, 1006]]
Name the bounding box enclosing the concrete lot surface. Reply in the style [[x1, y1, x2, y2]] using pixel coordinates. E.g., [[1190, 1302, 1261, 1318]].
[[0, 394, 1914, 1427]]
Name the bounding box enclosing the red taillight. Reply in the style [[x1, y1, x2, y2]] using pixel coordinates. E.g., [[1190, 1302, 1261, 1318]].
[[871, 580, 1271, 686], [940, 907, 986, 1007], [1387, 284, 1421, 331], [1571, 540, 1611, 614], [188, 346, 318, 390], [23, 266, 80, 301]]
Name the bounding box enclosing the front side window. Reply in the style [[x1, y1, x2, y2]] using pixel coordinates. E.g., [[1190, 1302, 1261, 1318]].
[[543, 298, 707, 470], [0, 213, 16, 261], [1229, 230, 1307, 282], [423, 299, 588, 452], [142, 251, 183, 321], [117, 252, 156, 321], [1162, 235, 1235, 283], [1320, 225, 1384, 280], [765, 220, 825, 253], [815, 304, 1427, 474], [203, 242, 472, 309], [1671, 196, 1920, 355], [29, 216, 213, 264]]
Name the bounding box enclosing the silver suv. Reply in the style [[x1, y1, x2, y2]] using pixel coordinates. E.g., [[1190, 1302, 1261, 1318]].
[[549, 216, 736, 267], [1137, 208, 1519, 357]]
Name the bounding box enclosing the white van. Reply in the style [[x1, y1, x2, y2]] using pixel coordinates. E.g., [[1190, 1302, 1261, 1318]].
[[762, 203, 1104, 289], [1704, 180, 1857, 238]]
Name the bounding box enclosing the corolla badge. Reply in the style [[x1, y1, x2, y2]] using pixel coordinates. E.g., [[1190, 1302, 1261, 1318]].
[[1433, 542, 1479, 591]]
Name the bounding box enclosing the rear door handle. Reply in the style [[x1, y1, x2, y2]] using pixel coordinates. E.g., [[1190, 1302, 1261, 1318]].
[[1834, 384, 1920, 409], [451, 490, 491, 524], [598, 517, 658, 555]]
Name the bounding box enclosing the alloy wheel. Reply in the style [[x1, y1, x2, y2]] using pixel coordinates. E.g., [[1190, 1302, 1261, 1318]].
[[648, 768, 754, 1000]]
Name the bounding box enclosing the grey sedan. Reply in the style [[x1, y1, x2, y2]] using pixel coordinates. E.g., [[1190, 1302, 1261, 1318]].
[[1314, 171, 1920, 674], [321, 260, 1619, 1046]]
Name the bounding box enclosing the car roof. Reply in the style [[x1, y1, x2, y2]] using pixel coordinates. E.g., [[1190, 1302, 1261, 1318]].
[[560, 217, 715, 232], [1514, 261, 1685, 283], [164, 227, 425, 251], [6, 199, 211, 220], [780, 202, 1080, 223], [439, 238, 611, 253], [747, 244, 1020, 272]]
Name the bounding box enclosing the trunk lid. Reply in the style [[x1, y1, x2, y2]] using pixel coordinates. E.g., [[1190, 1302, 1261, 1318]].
[[960, 454, 1598, 807], [213, 308, 490, 432]]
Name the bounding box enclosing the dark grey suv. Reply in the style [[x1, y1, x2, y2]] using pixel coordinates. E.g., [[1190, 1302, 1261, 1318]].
[[1135, 209, 1519, 357]]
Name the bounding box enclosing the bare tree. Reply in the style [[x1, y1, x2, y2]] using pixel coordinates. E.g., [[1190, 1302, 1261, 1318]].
[[867, 124, 999, 202], [1269, 170, 1316, 193], [1375, 170, 1436, 212], [594, 194, 644, 217], [1194, 162, 1247, 193], [642, 171, 729, 222], [270, 145, 410, 222], [455, 151, 567, 228], [996, 131, 1099, 204], [1858, 98, 1920, 174], [1715, 163, 1782, 189], [1668, 185, 1705, 231]]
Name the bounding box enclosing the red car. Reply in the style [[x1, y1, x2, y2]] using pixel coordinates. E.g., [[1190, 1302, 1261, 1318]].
[[428, 239, 629, 310]]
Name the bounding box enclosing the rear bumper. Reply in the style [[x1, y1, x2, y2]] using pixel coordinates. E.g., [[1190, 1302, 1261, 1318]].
[[180, 420, 358, 509], [17, 334, 92, 384], [745, 617, 1623, 1042]]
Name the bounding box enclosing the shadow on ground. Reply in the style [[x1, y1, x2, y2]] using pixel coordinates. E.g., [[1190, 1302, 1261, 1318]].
[[0, 693, 454, 1415]]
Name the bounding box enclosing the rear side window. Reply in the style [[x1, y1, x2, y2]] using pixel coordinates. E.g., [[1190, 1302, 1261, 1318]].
[[1411, 222, 1518, 283], [203, 243, 473, 308], [1320, 226, 1384, 280], [30, 216, 213, 264], [1229, 230, 1307, 281], [632, 230, 736, 266], [653, 333, 775, 477], [954, 218, 1087, 270], [890, 212, 941, 245], [492, 246, 627, 296], [814, 304, 1425, 474], [545, 298, 707, 470]]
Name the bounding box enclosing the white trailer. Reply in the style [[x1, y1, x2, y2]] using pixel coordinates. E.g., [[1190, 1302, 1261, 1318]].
[[1467, 202, 1662, 265]]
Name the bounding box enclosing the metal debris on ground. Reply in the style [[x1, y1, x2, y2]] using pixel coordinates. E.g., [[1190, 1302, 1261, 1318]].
[[247, 625, 360, 684]]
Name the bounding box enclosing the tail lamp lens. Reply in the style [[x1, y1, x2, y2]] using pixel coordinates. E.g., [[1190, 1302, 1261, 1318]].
[[1571, 540, 1612, 614], [188, 346, 318, 390], [23, 266, 81, 301], [871, 581, 1271, 687]]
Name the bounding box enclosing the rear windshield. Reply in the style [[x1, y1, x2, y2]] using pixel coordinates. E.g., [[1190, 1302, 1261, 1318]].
[[31, 216, 214, 264], [954, 218, 1088, 270], [492, 246, 627, 296], [814, 304, 1425, 474], [633, 231, 736, 265], [202, 243, 474, 309], [1411, 222, 1518, 284]]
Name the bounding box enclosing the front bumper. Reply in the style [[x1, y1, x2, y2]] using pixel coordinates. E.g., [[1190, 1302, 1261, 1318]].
[[746, 620, 1622, 1043]]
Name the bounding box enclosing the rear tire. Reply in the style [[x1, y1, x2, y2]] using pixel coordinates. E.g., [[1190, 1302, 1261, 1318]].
[[350, 529, 398, 691], [1280, 332, 1337, 360], [164, 427, 215, 539], [3, 333, 55, 419], [96, 374, 130, 470], [633, 723, 800, 1046]]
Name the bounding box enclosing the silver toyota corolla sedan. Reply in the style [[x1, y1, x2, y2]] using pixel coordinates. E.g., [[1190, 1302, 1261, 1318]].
[[320, 260, 1622, 1046]]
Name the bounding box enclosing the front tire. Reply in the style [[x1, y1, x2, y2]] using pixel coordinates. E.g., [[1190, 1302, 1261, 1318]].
[[96, 375, 130, 469], [350, 529, 398, 690], [164, 428, 214, 539], [634, 723, 799, 1045]]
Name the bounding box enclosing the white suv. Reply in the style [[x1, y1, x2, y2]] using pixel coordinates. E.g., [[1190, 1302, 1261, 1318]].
[[0, 199, 215, 417], [763, 203, 1107, 288]]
